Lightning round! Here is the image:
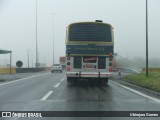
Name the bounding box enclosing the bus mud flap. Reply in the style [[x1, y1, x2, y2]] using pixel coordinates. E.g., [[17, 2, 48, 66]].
[[98, 72, 100, 79], [79, 71, 81, 78]]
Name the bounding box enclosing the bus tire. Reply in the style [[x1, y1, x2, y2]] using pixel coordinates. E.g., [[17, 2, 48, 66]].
[[98, 79, 103, 85], [104, 78, 108, 83], [67, 77, 72, 83], [99, 78, 108, 85]]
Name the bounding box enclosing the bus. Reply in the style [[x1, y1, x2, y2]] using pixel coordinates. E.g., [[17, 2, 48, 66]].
[[65, 20, 114, 84]]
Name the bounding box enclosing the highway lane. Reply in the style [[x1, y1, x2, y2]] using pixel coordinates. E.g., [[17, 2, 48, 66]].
[[0, 72, 160, 120], [0, 72, 64, 111]]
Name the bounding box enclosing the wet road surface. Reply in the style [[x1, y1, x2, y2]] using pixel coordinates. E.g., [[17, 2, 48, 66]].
[[0, 72, 160, 120]]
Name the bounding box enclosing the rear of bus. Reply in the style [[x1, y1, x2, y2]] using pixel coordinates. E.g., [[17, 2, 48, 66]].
[[65, 20, 114, 84]]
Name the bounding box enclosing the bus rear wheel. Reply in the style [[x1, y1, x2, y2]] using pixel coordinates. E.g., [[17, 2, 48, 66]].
[[67, 77, 75, 83], [99, 78, 108, 85], [67, 77, 71, 83]]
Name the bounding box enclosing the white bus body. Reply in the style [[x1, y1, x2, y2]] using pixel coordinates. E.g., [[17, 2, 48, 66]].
[[65, 20, 114, 84]]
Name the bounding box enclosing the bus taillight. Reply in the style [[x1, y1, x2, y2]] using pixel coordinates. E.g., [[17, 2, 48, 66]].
[[66, 47, 71, 71], [67, 57, 71, 60], [109, 52, 113, 61], [109, 57, 112, 61], [108, 51, 113, 72], [109, 63, 112, 66], [109, 68, 112, 72], [67, 62, 71, 65], [67, 67, 71, 71], [109, 52, 112, 57]]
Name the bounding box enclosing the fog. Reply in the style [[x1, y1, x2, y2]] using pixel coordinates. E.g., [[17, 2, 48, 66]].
[[0, 0, 160, 68]]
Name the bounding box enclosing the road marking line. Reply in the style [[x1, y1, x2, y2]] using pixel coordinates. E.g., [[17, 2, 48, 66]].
[[0, 73, 50, 86], [110, 80, 160, 103], [54, 82, 61, 88], [41, 91, 53, 101], [60, 78, 65, 82]]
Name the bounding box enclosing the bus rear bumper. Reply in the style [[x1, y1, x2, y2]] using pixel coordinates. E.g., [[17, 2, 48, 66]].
[[66, 72, 113, 78]]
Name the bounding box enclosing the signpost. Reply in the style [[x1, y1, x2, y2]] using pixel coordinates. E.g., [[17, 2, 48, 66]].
[[16, 61, 23, 68]]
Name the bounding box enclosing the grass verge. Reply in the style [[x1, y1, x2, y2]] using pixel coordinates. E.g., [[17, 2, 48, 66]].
[[125, 72, 160, 93]]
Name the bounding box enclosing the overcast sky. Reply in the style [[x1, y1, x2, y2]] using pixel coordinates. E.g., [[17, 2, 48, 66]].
[[0, 0, 160, 67]]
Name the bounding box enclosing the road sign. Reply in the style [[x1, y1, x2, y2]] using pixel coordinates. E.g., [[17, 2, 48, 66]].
[[16, 61, 23, 68]]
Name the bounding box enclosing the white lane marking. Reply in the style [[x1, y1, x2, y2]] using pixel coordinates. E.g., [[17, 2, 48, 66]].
[[60, 78, 65, 82], [41, 91, 53, 101], [54, 82, 61, 88], [0, 73, 50, 86], [110, 80, 160, 103]]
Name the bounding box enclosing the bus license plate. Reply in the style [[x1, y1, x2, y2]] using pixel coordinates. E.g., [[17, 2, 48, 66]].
[[85, 64, 94, 69]]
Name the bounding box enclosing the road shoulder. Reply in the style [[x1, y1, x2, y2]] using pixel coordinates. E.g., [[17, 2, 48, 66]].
[[112, 73, 160, 100]]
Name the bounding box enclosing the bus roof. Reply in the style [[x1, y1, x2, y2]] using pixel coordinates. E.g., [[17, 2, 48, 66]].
[[67, 21, 113, 28]]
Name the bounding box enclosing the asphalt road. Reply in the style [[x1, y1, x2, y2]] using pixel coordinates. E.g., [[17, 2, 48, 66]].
[[0, 72, 160, 120]]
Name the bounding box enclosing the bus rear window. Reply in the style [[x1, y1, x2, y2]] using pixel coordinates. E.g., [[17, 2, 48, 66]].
[[69, 23, 112, 42]]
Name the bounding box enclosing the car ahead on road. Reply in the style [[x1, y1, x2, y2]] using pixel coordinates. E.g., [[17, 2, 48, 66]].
[[51, 64, 63, 73]]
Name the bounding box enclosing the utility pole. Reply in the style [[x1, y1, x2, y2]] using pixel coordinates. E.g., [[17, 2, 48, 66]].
[[146, 0, 149, 76], [35, 0, 39, 67], [27, 49, 30, 68], [51, 13, 55, 65]]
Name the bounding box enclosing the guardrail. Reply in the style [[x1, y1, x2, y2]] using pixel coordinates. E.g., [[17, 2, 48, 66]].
[[0, 68, 16, 74], [0, 67, 50, 74], [115, 68, 140, 74], [0, 67, 141, 74], [142, 68, 160, 72], [15, 67, 50, 73]]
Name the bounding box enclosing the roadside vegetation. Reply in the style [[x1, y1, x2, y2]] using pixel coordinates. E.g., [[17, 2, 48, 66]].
[[125, 72, 160, 93]]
